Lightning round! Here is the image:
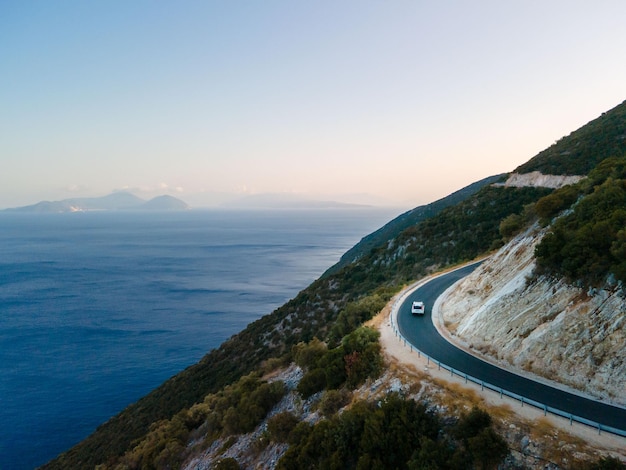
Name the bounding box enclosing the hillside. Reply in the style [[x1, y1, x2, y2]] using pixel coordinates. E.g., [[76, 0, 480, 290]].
[[42, 100, 626, 470], [324, 173, 505, 276], [439, 160, 626, 407], [440, 223, 626, 406], [515, 99, 626, 175]]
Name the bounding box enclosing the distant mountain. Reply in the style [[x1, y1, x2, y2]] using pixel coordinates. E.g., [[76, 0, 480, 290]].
[[4, 192, 189, 213], [219, 193, 370, 210], [140, 195, 190, 211]]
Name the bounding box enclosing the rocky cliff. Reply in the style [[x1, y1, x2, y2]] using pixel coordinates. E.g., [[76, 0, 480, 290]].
[[439, 222, 626, 407]]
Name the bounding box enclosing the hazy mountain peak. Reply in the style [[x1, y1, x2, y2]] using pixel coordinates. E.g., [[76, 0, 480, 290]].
[[4, 192, 189, 213]]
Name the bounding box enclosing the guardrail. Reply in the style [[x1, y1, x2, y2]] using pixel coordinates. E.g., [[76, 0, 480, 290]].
[[389, 290, 626, 439]]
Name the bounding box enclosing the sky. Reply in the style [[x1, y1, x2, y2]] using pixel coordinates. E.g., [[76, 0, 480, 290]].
[[2, 1, 626, 209]]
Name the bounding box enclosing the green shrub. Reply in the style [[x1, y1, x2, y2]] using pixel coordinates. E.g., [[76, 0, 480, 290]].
[[451, 406, 508, 470], [453, 406, 492, 442], [535, 184, 580, 224], [318, 347, 347, 390], [319, 389, 352, 417], [535, 176, 626, 286], [328, 294, 390, 346], [276, 394, 501, 470], [499, 213, 524, 239], [292, 338, 327, 370], [342, 327, 383, 388], [296, 368, 327, 398], [467, 427, 509, 469], [267, 412, 300, 442]]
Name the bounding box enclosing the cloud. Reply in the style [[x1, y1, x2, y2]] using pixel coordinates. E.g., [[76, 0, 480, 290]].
[[113, 183, 185, 196], [65, 184, 89, 192]]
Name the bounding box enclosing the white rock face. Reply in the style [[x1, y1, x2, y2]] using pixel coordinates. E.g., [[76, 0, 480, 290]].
[[440, 225, 626, 406], [497, 171, 584, 189]]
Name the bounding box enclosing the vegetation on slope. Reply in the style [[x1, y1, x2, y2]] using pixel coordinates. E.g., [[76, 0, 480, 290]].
[[332, 185, 553, 295], [46, 100, 626, 469], [324, 173, 505, 276], [45, 184, 551, 470], [516, 100, 626, 176], [105, 374, 286, 470], [535, 155, 626, 287], [278, 399, 507, 470]]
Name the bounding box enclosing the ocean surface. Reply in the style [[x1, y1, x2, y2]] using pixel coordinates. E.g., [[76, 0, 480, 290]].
[[0, 208, 399, 470]]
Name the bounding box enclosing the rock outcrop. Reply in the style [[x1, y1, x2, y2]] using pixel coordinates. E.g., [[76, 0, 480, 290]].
[[439, 225, 626, 407], [496, 171, 584, 189]]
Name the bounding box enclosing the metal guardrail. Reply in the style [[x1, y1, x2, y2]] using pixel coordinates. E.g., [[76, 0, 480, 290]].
[[389, 291, 626, 439]]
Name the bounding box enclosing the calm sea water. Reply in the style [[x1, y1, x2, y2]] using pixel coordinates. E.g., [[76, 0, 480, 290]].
[[0, 208, 398, 470]]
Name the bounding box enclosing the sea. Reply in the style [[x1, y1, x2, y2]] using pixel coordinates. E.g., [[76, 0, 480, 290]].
[[0, 208, 399, 470]]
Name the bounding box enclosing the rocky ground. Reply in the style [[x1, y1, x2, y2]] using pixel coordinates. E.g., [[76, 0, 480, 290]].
[[496, 171, 584, 189]]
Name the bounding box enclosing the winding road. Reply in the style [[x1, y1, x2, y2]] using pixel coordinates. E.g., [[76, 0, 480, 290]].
[[396, 262, 626, 434]]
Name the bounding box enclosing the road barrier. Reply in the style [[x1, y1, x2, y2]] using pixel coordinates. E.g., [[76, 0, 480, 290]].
[[389, 290, 626, 439]]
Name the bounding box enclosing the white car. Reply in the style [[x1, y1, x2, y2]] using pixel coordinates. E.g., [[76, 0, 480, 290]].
[[411, 301, 425, 315]]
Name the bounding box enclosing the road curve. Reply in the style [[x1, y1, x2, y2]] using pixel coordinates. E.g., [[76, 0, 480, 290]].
[[396, 262, 626, 433]]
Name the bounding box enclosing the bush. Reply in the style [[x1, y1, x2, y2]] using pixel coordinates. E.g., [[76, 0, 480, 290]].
[[535, 184, 580, 224], [319, 389, 352, 417], [499, 213, 524, 239], [467, 427, 509, 469], [327, 294, 389, 346], [451, 406, 508, 470], [318, 347, 347, 390], [453, 406, 492, 442], [267, 412, 300, 442], [277, 394, 489, 470], [296, 368, 327, 398], [342, 327, 383, 388], [292, 338, 327, 370], [535, 175, 626, 286]]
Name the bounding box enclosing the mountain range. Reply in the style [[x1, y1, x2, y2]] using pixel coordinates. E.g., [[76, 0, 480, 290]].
[[43, 99, 626, 469], [4, 192, 189, 213]]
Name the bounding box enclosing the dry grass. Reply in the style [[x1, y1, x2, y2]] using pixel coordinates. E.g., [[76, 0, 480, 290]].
[[432, 379, 484, 413], [530, 417, 557, 440], [487, 403, 514, 421], [444, 320, 459, 333]]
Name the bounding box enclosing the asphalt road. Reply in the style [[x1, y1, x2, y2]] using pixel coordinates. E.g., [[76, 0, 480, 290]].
[[397, 262, 626, 433]]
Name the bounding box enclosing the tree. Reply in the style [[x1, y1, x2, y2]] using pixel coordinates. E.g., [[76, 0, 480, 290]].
[[267, 412, 300, 442], [467, 427, 509, 470]]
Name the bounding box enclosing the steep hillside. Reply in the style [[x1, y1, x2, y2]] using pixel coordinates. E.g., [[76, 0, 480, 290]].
[[324, 173, 505, 276], [439, 224, 626, 406], [43, 100, 626, 469], [516, 99, 626, 175], [440, 156, 626, 407], [44, 183, 551, 470]]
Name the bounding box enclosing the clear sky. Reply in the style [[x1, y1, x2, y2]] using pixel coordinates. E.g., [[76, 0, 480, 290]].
[[2, 1, 626, 209]]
